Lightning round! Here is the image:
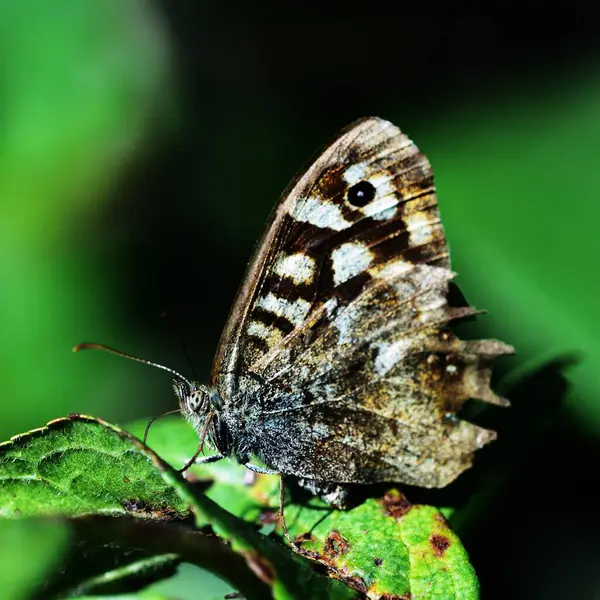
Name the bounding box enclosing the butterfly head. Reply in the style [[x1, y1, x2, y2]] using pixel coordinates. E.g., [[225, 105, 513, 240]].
[[173, 378, 231, 457], [73, 341, 223, 435], [174, 379, 220, 423]]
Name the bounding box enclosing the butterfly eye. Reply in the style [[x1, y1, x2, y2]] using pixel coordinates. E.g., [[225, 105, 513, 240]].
[[347, 181, 376, 207], [188, 391, 202, 411]]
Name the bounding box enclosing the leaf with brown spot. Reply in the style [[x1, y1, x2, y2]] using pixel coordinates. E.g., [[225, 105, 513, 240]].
[[284, 491, 479, 599], [430, 533, 451, 557]]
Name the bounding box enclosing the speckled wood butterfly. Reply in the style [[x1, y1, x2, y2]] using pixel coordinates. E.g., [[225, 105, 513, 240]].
[[77, 117, 513, 505]]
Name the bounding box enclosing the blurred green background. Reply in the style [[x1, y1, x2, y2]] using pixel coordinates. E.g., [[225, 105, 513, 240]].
[[1, 1, 599, 598]]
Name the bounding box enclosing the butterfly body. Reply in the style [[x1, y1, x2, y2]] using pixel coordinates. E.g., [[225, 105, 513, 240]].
[[175, 116, 513, 490]]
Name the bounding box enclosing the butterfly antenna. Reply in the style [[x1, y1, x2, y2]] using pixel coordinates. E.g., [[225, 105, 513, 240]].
[[160, 310, 198, 381], [73, 342, 193, 388], [179, 341, 198, 381]]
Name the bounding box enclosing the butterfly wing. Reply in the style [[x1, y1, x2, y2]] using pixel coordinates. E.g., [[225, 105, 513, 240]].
[[213, 117, 441, 389], [212, 117, 513, 487]]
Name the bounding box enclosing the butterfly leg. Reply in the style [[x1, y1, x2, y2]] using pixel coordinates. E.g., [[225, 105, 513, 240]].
[[278, 475, 312, 557], [195, 453, 226, 464], [178, 449, 225, 473], [278, 474, 292, 544], [244, 462, 279, 475], [245, 467, 309, 556], [243, 465, 294, 545]]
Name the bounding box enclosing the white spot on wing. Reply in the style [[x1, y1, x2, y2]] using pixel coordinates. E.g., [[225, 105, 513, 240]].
[[256, 293, 311, 326], [371, 259, 413, 280], [364, 172, 395, 197], [273, 252, 315, 284], [370, 204, 398, 220], [372, 339, 413, 375], [292, 197, 351, 231], [331, 242, 374, 285], [247, 320, 283, 346], [332, 304, 361, 344], [406, 211, 437, 246], [323, 297, 338, 317], [343, 162, 369, 185]]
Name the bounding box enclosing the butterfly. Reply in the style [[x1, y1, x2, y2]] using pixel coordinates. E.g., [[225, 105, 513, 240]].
[[77, 117, 513, 501]]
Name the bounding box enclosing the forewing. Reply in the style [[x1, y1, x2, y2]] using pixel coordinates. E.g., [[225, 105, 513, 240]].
[[212, 117, 444, 395]]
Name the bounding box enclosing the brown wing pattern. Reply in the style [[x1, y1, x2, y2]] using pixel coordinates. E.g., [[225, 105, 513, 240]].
[[213, 118, 446, 390], [248, 263, 512, 486], [212, 117, 513, 487]]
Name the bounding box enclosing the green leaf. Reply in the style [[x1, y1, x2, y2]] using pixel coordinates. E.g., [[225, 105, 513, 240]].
[[0, 517, 70, 600], [284, 491, 478, 600], [129, 417, 479, 599], [0, 416, 357, 599], [0, 415, 190, 519]]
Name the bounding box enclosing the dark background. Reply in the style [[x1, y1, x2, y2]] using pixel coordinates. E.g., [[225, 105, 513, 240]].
[[1, 1, 599, 597]]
